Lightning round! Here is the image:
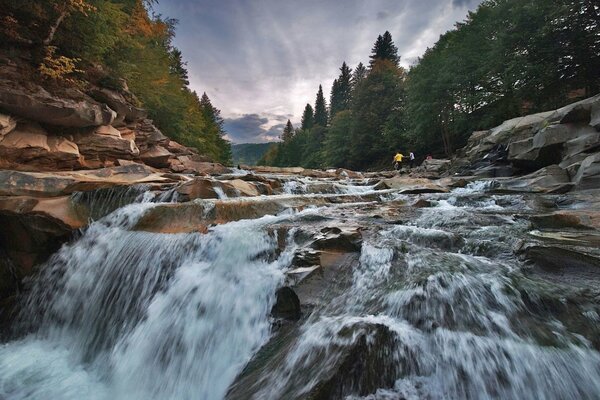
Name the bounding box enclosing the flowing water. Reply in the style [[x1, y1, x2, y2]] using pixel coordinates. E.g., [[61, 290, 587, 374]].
[[1, 174, 600, 400]]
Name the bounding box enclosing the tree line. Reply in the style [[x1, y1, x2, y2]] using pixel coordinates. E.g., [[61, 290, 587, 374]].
[[260, 0, 600, 169], [0, 0, 232, 164]]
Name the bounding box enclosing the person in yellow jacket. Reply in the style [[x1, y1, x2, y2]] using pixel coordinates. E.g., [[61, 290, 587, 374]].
[[393, 152, 404, 170]]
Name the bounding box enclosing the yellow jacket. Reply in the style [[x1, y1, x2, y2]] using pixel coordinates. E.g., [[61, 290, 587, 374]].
[[393, 153, 404, 162]]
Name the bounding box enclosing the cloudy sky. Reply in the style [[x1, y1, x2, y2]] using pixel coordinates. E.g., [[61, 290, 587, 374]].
[[155, 0, 482, 144]]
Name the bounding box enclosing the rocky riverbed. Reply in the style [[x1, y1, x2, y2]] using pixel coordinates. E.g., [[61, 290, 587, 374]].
[[1, 90, 600, 398], [0, 162, 600, 399]]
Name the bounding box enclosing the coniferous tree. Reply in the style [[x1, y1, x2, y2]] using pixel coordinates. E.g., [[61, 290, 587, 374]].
[[352, 62, 367, 89], [281, 119, 294, 142], [313, 85, 328, 127], [329, 79, 340, 119], [369, 31, 400, 67], [330, 62, 352, 118], [301, 104, 314, 130]]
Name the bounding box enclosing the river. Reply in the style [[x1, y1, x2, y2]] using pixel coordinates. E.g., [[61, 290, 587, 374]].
[[1, 173, 599, 400]]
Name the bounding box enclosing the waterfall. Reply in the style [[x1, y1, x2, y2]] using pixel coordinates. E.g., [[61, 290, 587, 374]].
[[0, 203, 299, 400]]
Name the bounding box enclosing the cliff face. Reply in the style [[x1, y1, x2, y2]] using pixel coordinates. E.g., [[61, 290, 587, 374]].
[[0, 56, 226, 175]]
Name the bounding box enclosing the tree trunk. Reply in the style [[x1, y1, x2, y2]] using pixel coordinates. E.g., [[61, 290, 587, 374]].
[[43, 8, 68, 46]]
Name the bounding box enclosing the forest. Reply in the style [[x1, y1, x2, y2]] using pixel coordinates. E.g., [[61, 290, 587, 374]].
[[0, 0, 232, 164], [260, 0, 600, 170]]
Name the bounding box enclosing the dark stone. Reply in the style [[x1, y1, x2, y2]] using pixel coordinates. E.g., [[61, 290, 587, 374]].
[[271, 287, 301, 320]]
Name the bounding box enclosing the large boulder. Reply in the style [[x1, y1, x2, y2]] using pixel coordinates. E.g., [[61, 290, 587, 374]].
[[88, 87, 146, 126], [0, 196, 87, 275], [380, 176, 448, 194], [495, 164, 571, 193], [133, 119, 169, 152], [0, 122, 82, 171], [0, 80, 115, 127], [72, 125, 140, 161], [140, 145, 173, 168], [572, 153, 600, 191]]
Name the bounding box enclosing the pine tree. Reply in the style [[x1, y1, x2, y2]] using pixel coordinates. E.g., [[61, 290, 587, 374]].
[[301, 104, 314, 130], [369, 31, 399, 67], [314, 84, 328, 127], [199, 92, 224, 130], [352, 62, 367, 89], [330, 62, 353, 118], [329, 79, 340, 119], [281, 119, 294, 142]]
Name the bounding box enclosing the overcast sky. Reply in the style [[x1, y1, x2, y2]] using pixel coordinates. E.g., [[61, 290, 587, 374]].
[[154, 0, 482, 144]]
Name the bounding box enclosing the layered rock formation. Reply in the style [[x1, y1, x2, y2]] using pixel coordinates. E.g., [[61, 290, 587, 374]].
[[0, 60, 228, 176], [458, 94, 600, 190]]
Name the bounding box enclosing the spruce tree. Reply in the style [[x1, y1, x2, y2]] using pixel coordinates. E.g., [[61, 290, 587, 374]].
[[314, 85, 328, 127], [352, 62, 367, 89], [330, 62, 352, 117], [301, 104, 314, 130], [281, 119, 294, 142], [329, 79, 340, 120], [369, 31, 400, 67]]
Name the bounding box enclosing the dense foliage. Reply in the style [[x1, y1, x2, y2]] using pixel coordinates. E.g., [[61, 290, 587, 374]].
[[263, 0, 600, 169], [0, 0, 231, 163]]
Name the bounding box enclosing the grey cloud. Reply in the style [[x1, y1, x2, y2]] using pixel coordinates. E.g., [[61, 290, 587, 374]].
[[223, 114, 285, 144], [452, 0, 476, 6], [376, 11, 389, 20]]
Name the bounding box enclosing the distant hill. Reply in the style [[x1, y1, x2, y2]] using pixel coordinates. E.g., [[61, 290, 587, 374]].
[[231, 143, 277, 166]]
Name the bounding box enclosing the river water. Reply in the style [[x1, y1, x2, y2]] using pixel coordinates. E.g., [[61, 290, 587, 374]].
[[1, 175, 599, 399]]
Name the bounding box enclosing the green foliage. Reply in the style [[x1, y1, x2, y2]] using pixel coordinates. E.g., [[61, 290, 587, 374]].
[[301, 104, 314, 130], [330, 62, 352, 118], [369, 31, 399, 67], [313, 85, 328, 127], [406, 0, 600, 157], [281, 120, 294, 142], [0, 0, 231, 164]]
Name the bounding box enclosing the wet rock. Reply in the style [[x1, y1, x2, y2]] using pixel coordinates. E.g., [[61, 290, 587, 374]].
[[72, 125, 139, 161], [0, 122, 82, 171], [522, 245, 600, 271], [381, 176, 448, 194], [335, 168, 362, 179], [412, 198, 432, 208], [304, 323, 404, 400], [530, 211, 600, 231], [0, 80, 115, 127], [175, 178, 218, 201], [285, 265, 322, 287], [247, 166, 305, 175], [271, 287, 301, 320], [495, 165, 571, 193], [311, 227, 362, 252], [0, 165, 171, 197], [224, 179, 263, 196], [0, 196, 86, 277]]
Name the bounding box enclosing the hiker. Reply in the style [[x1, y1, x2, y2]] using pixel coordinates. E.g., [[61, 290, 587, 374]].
[[426, 154, 433, 160], [393, 152, 404, 171], [409, 151, 415, 168]]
